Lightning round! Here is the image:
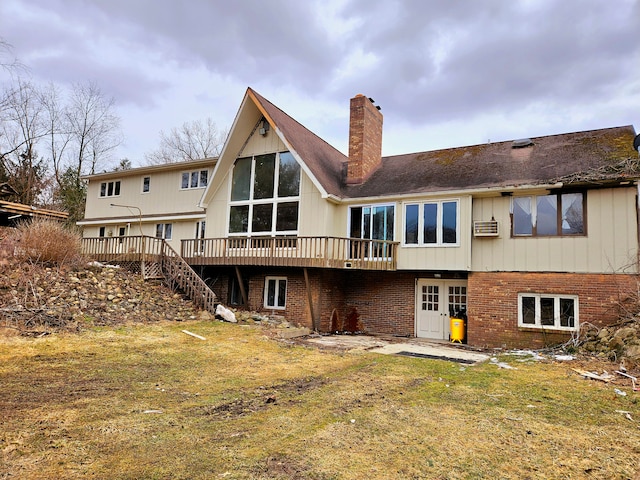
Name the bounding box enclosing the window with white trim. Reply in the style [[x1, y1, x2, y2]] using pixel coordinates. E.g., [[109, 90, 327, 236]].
[[229, 152, 300, 236], [518, 293, 578, 331], [99, 180, 121, 197], [181, 170, 208, 189], [142, 176, 150, 193], [404, 200, 459, 246], [264, 277, 287, 309], [155, 223, 172, 240]]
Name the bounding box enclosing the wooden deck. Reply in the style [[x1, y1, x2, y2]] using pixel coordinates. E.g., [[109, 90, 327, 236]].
[[181, 236, 398, 271], [82, 235, 398, 271]]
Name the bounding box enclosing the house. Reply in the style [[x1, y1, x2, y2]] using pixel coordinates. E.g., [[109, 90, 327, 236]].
[[80, 87, 640, 349], [78, 158, 215, 246]]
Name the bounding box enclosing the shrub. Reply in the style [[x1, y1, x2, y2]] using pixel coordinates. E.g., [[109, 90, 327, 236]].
[[11, 218, 83, 267]]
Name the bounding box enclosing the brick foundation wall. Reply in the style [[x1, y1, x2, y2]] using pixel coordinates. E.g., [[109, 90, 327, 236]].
[[216, 268, 416, 335], [337, 271, 416, 335], [467, 271, 637, 349]]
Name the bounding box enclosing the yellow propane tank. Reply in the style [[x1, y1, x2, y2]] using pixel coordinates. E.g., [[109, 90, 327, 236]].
[[450, 317, 465, 343]]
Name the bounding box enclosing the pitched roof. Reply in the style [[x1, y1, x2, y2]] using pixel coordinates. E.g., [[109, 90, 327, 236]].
[[249, 88, 347, 197], [250, 89, 637, 199], [343, 125, 638, 198]]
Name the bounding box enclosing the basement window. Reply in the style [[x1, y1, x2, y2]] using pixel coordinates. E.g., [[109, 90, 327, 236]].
[[518, 294, 578, 331], [264, 276, 287, 309]]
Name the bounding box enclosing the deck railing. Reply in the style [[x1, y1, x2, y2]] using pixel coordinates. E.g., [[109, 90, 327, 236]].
[[159, 241, 217, 314], [81, 235, 164, 262], [181, 236, 398, 271]]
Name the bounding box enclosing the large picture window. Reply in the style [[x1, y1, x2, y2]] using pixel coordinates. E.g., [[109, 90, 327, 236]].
[[512, 192, 585, 236], [518, 293, 578, 331], [229, 152, 301, 236], [404, 200, 459, 246]]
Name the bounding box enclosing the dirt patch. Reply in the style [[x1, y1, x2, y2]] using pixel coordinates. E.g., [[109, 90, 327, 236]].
[[195, 376, 329, 419]]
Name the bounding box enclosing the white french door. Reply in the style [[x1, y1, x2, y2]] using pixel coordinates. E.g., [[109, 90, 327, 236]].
[[416, 279, 467, 340]]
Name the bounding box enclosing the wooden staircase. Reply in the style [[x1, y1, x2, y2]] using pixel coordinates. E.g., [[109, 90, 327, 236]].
[[81, 236, 218, 315], [158, 241, 218, 315]]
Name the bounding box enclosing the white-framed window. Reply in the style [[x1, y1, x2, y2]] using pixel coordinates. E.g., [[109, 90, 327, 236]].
[[518, 293, 578, 331], [404, 199, 459, 246], [99, 180, 121, 197], [156, 223, 173, 240], [228, 151, 301, 236], [511, 192, 585, 237], [142, 176, 150, 193], [98, 226, 106, 238], [264, 276, 287, 309], [181, 170, 208, 189]]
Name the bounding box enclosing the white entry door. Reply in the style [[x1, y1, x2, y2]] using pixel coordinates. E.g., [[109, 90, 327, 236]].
[[416, 279, 468, 340]]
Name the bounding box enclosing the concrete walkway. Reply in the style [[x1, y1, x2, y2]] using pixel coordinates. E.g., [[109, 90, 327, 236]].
[[302, 334, 490, 364]]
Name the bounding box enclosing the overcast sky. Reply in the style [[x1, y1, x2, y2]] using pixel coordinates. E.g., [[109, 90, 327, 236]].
[[2, 0, 639, 167]]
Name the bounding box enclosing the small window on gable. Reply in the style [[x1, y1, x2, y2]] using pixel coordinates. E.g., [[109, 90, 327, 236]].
[[142, 176, 150, 193]]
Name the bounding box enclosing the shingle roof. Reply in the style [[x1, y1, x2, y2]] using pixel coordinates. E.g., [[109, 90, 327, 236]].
[[344, 125, 638, 198], [249, 88, 637, 199], [249, 88, 347, 197]]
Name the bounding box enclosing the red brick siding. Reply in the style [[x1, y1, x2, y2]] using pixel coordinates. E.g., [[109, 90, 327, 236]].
[[467, 272, 636, 349], [230, 268, 415, 335]]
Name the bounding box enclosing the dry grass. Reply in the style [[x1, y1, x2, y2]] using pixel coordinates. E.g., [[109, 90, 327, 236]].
[[1, 321, 639, 479], [9, 218, 83, 267]]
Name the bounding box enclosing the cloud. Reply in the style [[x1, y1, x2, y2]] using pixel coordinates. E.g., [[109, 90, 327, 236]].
[[1, 0, 638, 163]]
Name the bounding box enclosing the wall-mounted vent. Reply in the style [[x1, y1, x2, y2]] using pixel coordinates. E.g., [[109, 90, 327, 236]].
[[512, 138, 533, 148], [473, 220, 499, 237]]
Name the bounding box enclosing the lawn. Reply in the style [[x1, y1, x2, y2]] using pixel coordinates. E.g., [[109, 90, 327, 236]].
[[1, 320, 639, 479]]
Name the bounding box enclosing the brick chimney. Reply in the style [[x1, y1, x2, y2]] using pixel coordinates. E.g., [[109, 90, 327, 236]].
[[347, 94, 383, 185]]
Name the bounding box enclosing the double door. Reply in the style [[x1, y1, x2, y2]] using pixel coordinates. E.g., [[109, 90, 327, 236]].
[[416, 279, 467, 340]]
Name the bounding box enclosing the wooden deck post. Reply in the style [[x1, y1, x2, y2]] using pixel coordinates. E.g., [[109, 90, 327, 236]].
[[304, 268, 319, 332], [235, 266, 248, 307]]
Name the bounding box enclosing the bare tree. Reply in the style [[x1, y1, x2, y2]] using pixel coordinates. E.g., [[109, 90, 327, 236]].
[[145, 117, 227, 164], [0, 38, 23, 74], [0, 79, 49, 204], [65, 81, 122, 177], [0, 77, 122, 217]]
